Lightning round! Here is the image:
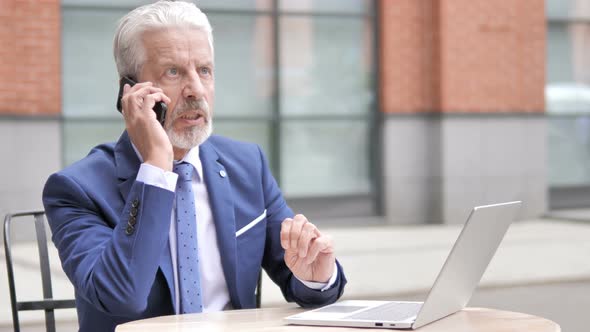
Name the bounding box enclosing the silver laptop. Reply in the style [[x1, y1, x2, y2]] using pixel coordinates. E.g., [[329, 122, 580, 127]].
[[285, 201, 521, 330]]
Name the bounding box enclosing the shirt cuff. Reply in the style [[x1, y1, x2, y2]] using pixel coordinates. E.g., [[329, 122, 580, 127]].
[[136, 163, 178, 192], [296, 262, 339, 292]]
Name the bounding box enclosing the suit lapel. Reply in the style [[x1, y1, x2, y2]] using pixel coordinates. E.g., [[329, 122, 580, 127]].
[[199, 140, 240, 308], [113, 131, 176, 310]]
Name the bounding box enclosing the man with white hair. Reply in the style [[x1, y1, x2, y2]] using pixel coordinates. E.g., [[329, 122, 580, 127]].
[[42, 1, 346, 331]]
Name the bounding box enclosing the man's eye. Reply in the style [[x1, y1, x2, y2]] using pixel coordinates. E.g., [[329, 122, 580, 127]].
[[199, 67, 211, 76], [167, 68, 178, 76]]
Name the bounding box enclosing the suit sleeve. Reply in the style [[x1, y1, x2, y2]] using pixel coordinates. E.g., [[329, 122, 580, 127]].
[[42, 173, 174, 316], [256, 146, 347, 308]]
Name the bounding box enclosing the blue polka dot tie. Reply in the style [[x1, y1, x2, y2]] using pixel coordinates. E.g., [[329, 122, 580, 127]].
[[174, 162, 203, 313]]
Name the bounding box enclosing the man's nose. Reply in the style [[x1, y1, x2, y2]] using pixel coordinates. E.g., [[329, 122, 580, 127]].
[[182, 71, 205, 100]]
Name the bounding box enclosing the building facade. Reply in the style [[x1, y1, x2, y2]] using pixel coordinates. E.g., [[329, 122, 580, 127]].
[[0, 0, 554, 226]]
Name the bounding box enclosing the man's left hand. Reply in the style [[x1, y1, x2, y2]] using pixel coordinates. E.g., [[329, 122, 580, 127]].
[[280, 214, 335, 283]]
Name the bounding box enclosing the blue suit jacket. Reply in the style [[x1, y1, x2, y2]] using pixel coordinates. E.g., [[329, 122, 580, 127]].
[[42, 132, 346, 331]]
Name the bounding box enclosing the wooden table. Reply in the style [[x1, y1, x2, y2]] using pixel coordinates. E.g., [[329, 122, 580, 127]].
[[116, 306, 561, 331]]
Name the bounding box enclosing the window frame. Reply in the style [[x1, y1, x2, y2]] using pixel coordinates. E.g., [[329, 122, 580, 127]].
[[60, 0, 383, 220]]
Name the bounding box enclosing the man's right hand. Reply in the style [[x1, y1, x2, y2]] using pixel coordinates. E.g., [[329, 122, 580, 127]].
[[121, 82, 173, 171]]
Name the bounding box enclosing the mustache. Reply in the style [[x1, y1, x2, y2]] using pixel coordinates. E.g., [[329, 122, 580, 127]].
[[173, 98, 209, 118]]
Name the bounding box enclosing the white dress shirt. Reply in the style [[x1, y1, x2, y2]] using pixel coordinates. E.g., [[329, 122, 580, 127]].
[[133, 145, 337, 313]]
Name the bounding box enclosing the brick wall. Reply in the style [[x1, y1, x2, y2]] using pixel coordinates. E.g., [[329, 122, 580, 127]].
[[380, 0, 545, 114], [0, 0, 61, 116], [379, 0, 439, 113]]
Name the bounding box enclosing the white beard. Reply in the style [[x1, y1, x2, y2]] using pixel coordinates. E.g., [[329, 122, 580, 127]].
[[165, 98, 213, 149], [166, 119, 212, 149]]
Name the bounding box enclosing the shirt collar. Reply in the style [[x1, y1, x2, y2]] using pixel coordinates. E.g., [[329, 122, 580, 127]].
[[131, 142, 204, 182], [174, 146, 203, 182]]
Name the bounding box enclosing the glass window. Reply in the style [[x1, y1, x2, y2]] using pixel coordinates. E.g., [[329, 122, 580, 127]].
[[63, 120, 124, 166], [214, 120, 274, 167], [197, 0, 272, 11], [280, 120, 370, 197], [279, 0, 371, 14], [279, 16, 374, 117], [61, 0, 377, 217], [546, 23, 590, 113], [547, 24, 575, 84], [62, 8, 123, 118], [548, 116, 590, 186], [546, 0, 590, 20], [62, 7, 276, 163], [546, 0, 590, 190], [61, 0, 272, 11], [208, 14, 274, 118]]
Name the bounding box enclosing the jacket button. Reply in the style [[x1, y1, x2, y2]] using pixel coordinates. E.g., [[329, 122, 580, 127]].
[[131, 199, 140, 208], [130, 207, 138, 217], [128, 216, 137, 226], [125, 225, 134, 235]]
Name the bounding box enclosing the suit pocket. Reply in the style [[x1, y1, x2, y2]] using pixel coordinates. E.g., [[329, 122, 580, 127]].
[[236, 209, 267, 238]]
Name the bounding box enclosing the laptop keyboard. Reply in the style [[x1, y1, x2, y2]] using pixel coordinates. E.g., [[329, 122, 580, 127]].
[[344, 302, 422, 321]]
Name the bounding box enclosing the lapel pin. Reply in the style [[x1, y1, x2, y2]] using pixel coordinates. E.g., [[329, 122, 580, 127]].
[[219, 170, 227, 178]]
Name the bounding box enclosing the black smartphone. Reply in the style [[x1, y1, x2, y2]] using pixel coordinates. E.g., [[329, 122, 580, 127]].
[[116, 76, 168, 126]]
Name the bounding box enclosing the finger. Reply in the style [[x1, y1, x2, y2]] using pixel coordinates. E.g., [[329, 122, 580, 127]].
[[122, 86, 163, 115], [127, 80, 153, 92], [290, 214, 307, 251], [280, 218, 293, 250], [123, 83, 130, 94], [306, 235, 333, 265], [142, 92, 172, 110], [132, 85, 164, 99], [313, 227, 322, 237], [297, 222, 317, 258], [155, 91, 172, 105], [124, 81, 154, 104]]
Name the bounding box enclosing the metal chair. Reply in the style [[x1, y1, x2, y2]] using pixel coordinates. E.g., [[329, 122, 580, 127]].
[[256, 273, 262, 308], [3, 211, 76, 332]]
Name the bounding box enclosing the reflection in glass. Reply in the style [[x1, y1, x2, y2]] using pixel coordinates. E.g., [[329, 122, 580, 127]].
[[546, 0, 590, 20], [209, 14, 274, 117], [545, 23, 590, 114], [62, 9, 123, 117], [547, 23, 590, 87], [62, 0, 272, 10], [61, 2, 376, 207], [547, 24, 575, 84], [548, 116, 590, 185], [280, 16, 374, 117], [63, 120, 125, 166], [213, 120, 273, 170], [547, 9, 590, 186], [279, 0, 370, 14], [196, 0, 272, 11], [280, 120, 370, 197]]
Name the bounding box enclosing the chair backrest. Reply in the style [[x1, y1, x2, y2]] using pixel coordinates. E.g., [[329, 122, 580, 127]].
[[3, 211, 76, 332], [255, 272, 262, 308]]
